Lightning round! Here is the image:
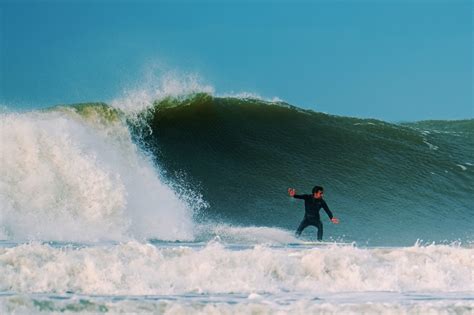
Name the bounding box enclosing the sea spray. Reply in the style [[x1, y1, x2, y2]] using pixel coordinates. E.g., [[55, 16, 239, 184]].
[[0, 109, 195, 241]]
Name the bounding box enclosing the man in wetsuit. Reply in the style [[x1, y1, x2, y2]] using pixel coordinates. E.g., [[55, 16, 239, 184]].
[[288, 186, 339, 241]]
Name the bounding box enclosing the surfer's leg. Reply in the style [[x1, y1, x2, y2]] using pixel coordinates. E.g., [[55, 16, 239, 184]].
[[316, 221, 323, 241], [295, 219, 310, 237]]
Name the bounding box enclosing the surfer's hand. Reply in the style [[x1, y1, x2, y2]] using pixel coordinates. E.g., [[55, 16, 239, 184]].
[[331, 218, 340, 224], [288, 188, 296, 197]]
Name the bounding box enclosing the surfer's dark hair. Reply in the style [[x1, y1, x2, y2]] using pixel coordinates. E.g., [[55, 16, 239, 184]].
[[312, 186, 324, 194]]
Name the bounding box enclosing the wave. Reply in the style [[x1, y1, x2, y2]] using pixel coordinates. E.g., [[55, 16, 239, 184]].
[[0, 107, 198, 241], [0, 242, 472, 295], [130, 94, 474, 245], [0, 94, 472, 244]]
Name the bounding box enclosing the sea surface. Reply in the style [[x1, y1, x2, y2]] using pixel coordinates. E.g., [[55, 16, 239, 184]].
[[0, 92, 473, 314]]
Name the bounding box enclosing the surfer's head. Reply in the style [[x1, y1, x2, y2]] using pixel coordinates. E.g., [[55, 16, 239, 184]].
[[312, 186, 324, 199]]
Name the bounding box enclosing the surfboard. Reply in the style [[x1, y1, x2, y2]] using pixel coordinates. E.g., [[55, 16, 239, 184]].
[[288, 241, 352, 247]]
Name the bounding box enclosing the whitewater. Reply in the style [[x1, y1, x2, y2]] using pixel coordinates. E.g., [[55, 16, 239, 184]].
[[0, 83, 473, 314], [0, 109, 195, 242]]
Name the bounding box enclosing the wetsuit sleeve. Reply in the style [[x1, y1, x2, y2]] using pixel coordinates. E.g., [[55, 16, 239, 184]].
[[322, 200, 334, 219], [293, 194, 309, 200]]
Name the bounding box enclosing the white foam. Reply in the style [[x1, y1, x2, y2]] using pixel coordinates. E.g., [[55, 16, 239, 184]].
[[456, 164, 467, 171], [353, 122, 376, 126], [1, 293, 472, 315], [0, 110, 195, 241], [197, 225, 298, 244], [0, 242, 471, 295], [423, 140, 439, 150], [218, 91, 283, 103]]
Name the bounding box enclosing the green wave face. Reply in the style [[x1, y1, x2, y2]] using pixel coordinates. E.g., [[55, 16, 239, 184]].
[[48, 102, 124, 126], [130, 95, 474, 246]]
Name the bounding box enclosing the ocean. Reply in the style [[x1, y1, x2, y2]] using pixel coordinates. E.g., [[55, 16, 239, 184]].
[[0, 91, 472, 314]]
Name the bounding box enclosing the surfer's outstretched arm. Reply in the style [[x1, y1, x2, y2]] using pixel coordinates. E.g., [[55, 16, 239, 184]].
[[322, 200, 340, 224], [288, 188, 306, 199], [293, 195, 307, 199]]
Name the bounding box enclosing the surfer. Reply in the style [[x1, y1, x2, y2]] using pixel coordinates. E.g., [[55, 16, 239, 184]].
[[288, 186, 339, 240]]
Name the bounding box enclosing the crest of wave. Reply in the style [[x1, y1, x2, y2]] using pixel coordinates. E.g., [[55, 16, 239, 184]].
[[110, 71, 215, 115], [0, 109, 195, 241], [109, 69, 283, 116]]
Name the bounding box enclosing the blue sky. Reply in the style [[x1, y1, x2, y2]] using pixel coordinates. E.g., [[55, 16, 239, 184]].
[[0, 0, 472, 121]]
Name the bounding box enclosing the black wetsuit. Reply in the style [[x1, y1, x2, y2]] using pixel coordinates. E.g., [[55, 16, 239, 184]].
[[293, 194, 333, 240]]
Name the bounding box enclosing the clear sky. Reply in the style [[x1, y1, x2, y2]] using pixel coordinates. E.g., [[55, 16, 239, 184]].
[[0, 0, 472, 121]]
